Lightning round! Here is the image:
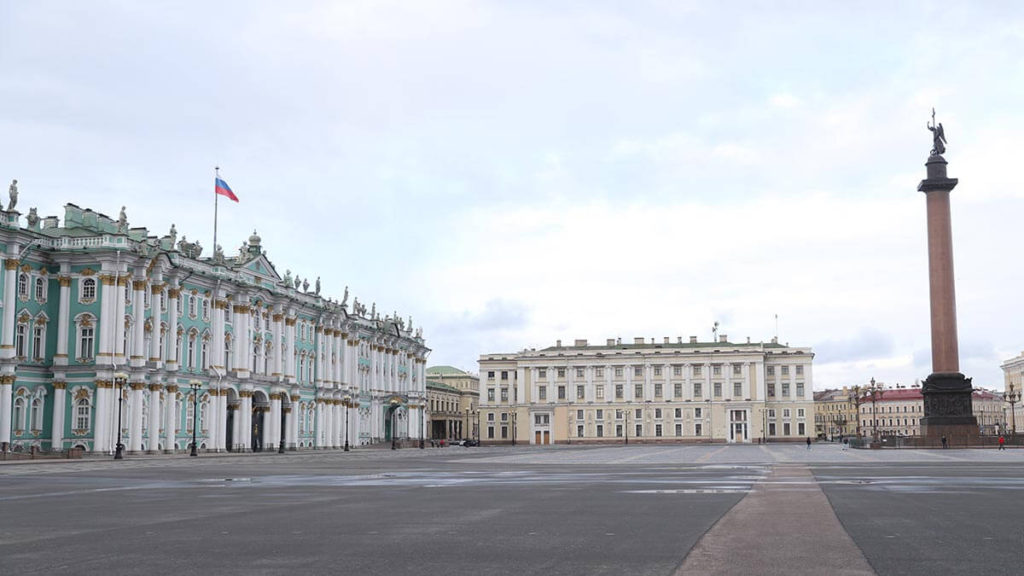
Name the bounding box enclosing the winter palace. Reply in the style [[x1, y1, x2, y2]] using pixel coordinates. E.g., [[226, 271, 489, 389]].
[[0, 199, 429, 455], [479, 336, 814, 445]]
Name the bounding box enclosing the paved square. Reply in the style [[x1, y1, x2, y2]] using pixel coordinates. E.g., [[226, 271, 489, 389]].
[[2, 444, 1023, 575]]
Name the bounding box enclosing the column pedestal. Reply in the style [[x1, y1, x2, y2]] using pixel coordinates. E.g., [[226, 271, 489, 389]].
[[920, 372, 978, 446]]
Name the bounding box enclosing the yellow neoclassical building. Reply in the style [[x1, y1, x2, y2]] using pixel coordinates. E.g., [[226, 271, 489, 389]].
[[813, 388, 858, 440], [479, 335, 815, 445]]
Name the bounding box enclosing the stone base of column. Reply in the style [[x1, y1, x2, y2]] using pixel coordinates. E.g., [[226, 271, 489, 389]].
[[921, 372, 979, 445]]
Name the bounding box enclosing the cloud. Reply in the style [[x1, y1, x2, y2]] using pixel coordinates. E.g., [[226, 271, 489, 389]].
[[816, 328, 895, 364]]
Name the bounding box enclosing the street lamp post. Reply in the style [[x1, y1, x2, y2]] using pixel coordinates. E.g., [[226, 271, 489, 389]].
[[189, 380, 201, 457], [866, 377, 882, 441], [420, 403, 425, 449], [390, 397, 400, 450], [343, 395, 351, 452], [113, 372, 128, 460], [1004, 383, 1020, 437], [510, 409, 516, 446], [624, 408, 629, 445]]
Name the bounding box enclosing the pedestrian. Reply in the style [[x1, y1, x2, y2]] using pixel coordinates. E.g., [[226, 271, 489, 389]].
[[806, 437, 811, 450], [999, 435, 1006, 450], [941, 435, 948, 449]]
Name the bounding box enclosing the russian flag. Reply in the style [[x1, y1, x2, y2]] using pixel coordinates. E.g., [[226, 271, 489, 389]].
[[215, 177, 239, 202]]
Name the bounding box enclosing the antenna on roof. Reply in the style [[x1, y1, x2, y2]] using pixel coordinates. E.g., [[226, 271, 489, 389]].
[[774, 313, 779, 341], [712, 321, 719, 342]]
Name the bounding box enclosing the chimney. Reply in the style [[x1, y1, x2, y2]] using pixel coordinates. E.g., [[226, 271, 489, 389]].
[[771, 336, 778, 344], [719, 334, 728, 343], [677, 337, 682, 344], [663, 337, 670, 344], [746, 336, 751, 343], [574, 339, 588, 347], [606, 338, 615, 346], [617, 337, 622, 345], [43, 216, 59, 229], [556, 339, 562, 348], [689, 336, 698, 344], [633, 337, 645, 345]]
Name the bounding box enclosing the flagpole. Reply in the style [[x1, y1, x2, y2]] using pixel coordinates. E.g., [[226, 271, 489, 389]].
[[214, 166, 220, 255]]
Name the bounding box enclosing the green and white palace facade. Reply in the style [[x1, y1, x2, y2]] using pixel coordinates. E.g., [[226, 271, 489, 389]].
[[0, 202, 429, 454]]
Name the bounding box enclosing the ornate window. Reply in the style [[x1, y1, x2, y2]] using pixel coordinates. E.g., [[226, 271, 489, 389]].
[[13, 396, 25, 432], [72, 396, 90, 431], [17, 273, 29, 299], [74, 313, 96, 361], [188, 293, 197, 319], [177, 293, 184, 316], [80, 277, 97, 303], [201, 333, 210, 370], [15, 318, 28, 358], [34, 277, 47, 302], [224, 334, 232, 371], [187, 330, 198, 370], [202, 298, 210, 321], [30, 396, 43, 432], [32, 321, 45, 361]]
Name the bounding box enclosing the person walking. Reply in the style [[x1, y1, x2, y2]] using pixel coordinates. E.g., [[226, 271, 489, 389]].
[[806, 437, 811, 450], [998, 435, 1006, 450], [941, 435, 948, 449]]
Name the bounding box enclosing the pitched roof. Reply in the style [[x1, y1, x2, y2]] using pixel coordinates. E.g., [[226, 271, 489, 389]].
[[426, 365, 469, 376]]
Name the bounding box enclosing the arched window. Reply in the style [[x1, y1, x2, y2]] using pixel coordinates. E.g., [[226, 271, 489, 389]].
[[13, 397, 25, 431], [34, 277, 46, 302], [32, 323, 45, 361], [15, 322, 27, 358], [17, 273, 29, 297], [75, 397, 91, 430], [187, 331, 198, 370], [80, 278, 97, 302], [201, 335, 209, 369], [30, 397, 42, 431]]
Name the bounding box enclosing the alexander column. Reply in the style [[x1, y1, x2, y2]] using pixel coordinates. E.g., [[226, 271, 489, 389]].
[[918, 110, 978, 444]]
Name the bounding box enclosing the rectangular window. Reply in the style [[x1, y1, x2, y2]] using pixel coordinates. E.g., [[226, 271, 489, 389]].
[[769, 423, 776, 436], [654, 408, 662, 419], [501, 426, 508, 439], [614, 367, 623, 378], [15, 324, 26, 358], [768, 383, 776, 397], [653, 366, 662, 377], [798, 422, 806, 436], [501, 413, 508, 421], [796, 365, 804, 376], [538, 369, 546, 378], [712, 365, 721, 376], [616, 424, 623, 437], [501, 371, 508, 380], [695, 407, 702, 418], [635, 408, 642, 419], [32, 326, 44, 360], [557, 386, 566, 400], [635, 424, 642, 437], [488, 413, 495, 421], [596, 409, 604, 419], [733, 382, 742, 397], [693, 365, 702, 377], [693, 382, 702, 399], [487, 389, 495, 401], [596, 385, 604, 400], [797, 408, 805, 418], [673, 366, 681, 376], [595, 367, 604, 378], [81, 327, 94, 360], [675, 423, 682, 436], [733, 364, 742, 376], [714, 382, 722, 397], [634, 384, 643, 399], [768, 409, 776, 418], [576, 367, 584, 378], [767, 366, 775, 376], [488, 371, 495, 379], [577, 425, 584, 438], [782, 383, 790, 397], [796, 383, 804, 397], [500, 389, 508, 402], [488, 427, 495, 439], [634, 366, 643, 378], [654, 383, 663, 398], [577, 409, 584, 420], [674, 408, 682, 418], [538, 386, 547, 400], [783, 409, 791, 418], [781, 366, 789, 376], [557, 368, 566, 378], [655, 424, 663, 437], [596, 424, 604, 437], [695, 423, 703, 436], [615, 384, 623, 399], [674, 383, 682, 397], [577, 385, 585, 400], [783, 422, 791, 436]]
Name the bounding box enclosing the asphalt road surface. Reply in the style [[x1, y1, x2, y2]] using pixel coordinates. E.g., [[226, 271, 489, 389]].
[[2, 444, 1022, 575]]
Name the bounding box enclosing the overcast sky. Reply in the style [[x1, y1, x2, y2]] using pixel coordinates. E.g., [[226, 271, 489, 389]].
[[2, 1, 1022, 390]]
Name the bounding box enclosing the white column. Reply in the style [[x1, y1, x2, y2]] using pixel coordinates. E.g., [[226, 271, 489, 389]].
[[51, 382, 67, 450], [93, 382, 109, 453], [128, 383, 143, 452], [130, 279, 146, 367], [97, 276, 114, 362], [113, 277, 127, 366], [147, 383, 160, 453], [164, 386, 176, 452], [272, 311, 283, 379], [166, 287, 179, 369], [1, 255, 20, 359], [55, 276, 72, 365], [0, 375, 12, 448], [149, 284, 163, 365], [315, 399, 324, 448], [240, 392, 252, 451], [270, 392, 282, 450]]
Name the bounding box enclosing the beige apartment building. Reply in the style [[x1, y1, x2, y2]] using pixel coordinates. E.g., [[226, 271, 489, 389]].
[[813, 388, 858, 440], [478, 335, 815, 445], [425, 366, 480, 441]]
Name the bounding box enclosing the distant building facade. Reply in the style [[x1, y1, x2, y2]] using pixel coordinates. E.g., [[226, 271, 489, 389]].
[[425, 366, 479, 441], [479, 335, 815, 445], [857, 387, 1004, 437], [813, 388, 857, 439], [0, 202, 429, 455], [1001, 352, 1024, 434]]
